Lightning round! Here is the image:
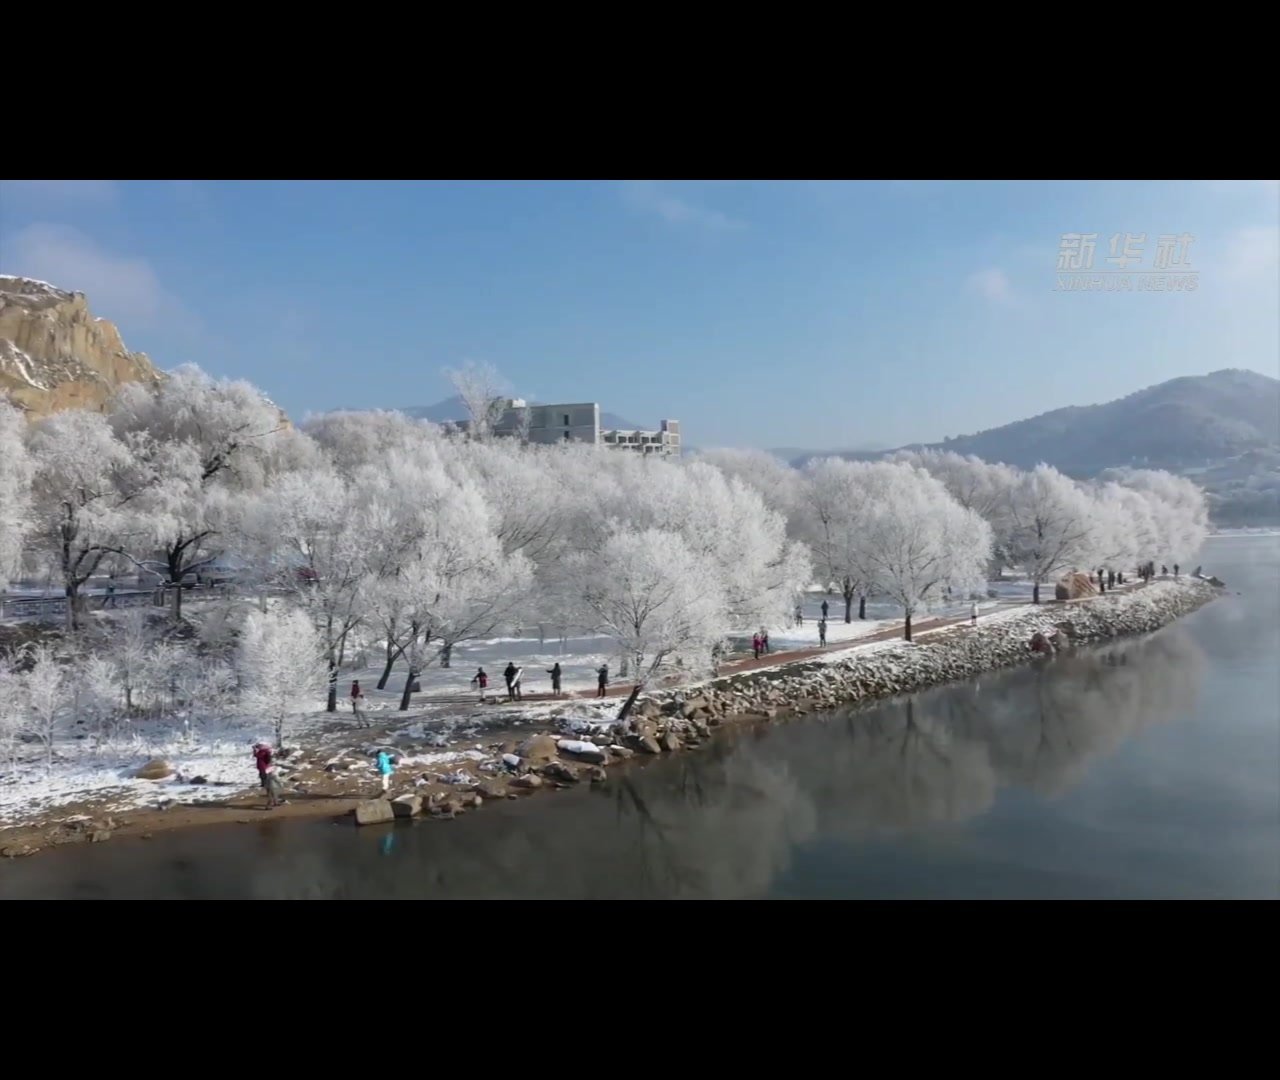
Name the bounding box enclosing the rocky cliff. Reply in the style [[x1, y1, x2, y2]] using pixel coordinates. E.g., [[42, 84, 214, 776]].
[[0, 275, 163, 417]]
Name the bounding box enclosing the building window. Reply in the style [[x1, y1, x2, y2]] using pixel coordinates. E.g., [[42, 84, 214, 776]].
[[564, 430, 570, 440], [563, 414, 570, 426]]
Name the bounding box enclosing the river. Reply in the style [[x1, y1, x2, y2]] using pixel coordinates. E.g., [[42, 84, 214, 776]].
[[2, 534, 1276, 900]]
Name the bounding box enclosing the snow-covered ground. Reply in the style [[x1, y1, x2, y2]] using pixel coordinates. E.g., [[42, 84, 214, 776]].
[[0, 581, 1048, 827], [0, 707, 331, 824]]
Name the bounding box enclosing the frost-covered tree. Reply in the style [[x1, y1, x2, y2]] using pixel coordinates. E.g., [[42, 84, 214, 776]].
[[0, 661, 25, 776], [888, 449, 1018, 573], [237, 465, 375, 711], [19, 642, 65, 772], [443, 360, 513, 442], [851, 462, 993, 639], [448, 440, 566, 563], [693, 448, 803, 524], [110, 365, 285, 618], [0, 400, 34, 583], [238, 606, 328, 748], [1005, 465, 1096, 603], [76, 653, 121, 749], [1099, 467, 1209, 566], [99, 608, 161, 714], [303, 408, 442, 477], [354, 448, 531, 708], [571, 529, 724, 684], [799, 458, 877, 621], [25, 410, 153, 631]]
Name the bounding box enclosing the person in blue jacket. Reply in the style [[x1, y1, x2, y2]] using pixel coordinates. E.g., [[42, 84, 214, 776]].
[[375, 749, 396, 794]]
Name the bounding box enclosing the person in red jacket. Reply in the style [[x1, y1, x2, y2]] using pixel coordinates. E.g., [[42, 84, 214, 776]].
[[252, 742, 282, 808]]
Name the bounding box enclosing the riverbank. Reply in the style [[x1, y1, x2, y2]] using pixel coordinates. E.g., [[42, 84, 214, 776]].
[[0, 577, 1221, 858]]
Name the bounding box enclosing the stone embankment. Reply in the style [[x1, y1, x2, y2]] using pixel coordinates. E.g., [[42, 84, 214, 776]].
[[349, 579, 1222, 825], [624, 579, 1220, 733]]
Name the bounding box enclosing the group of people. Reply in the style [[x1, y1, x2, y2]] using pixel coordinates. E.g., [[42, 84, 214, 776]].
[[466, 661, 609, 702], [750, 630, 771, 659], [251, 739, 397, 809]]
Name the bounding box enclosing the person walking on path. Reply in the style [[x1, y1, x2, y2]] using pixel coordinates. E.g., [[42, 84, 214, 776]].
[[503, 662, 519, 701], [818, 618, 827, 646], [752, 632, 762, 660], [596, 664, 609, 698], [512, 665, 524, 701], [970, 602, 979, 627], [795, 604, 804, 627], [375, 749, 396, 794], [253, 742, 284, 809], [1173, 563, 1179, 577], [821, 599, 829, 619], [471, 667, 489, 702], [546, 662, 562, 697], [350, 680, 368, 727], [761, 630, 770, 654]]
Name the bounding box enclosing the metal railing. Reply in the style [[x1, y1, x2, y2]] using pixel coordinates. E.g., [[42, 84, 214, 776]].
[[0, 582, 232, 621]]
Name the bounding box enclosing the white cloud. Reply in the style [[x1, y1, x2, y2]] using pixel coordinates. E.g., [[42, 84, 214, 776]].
[[969, 267, 1014, 305], [620, 180, 746, 231], [3, 222, 197, 332]]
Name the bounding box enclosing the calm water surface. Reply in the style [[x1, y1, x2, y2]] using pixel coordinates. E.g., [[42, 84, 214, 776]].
[[3, 535, 1277, 900]]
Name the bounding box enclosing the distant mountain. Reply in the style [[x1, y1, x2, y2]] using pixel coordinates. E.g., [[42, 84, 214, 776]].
[[793, 370, 1280, 525], [767, 442, 887, 461], [401, 395, 643, 432]]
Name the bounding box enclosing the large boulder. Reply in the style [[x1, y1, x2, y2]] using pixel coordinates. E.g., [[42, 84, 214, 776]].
[[135, 759, 173, 780], [354, 800, 395, 825], [516, 734, 559, 761], [391, 795, 422, 818], [632, 735, 662, 755], [542, 761, 578, 783]]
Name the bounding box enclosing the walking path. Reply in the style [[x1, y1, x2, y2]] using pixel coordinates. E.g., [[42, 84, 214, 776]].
[[363, 578, 1155, 711], [443, 602, 1028, 707]]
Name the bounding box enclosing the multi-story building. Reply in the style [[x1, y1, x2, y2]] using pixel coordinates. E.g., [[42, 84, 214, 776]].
[[601, 419, 681, 457], [473, 399, 681, 457], [492, 399, 601, 446]]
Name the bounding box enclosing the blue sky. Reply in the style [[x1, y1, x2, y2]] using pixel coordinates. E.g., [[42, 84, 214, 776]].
[[1, 179, 1276, 449]]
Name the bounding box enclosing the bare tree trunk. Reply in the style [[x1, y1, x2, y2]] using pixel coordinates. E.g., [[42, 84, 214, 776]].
[[859, 595, 867, 620], [398, 668, 416, 711], [843, 581, 854, 623], [326, 655, 338, 712], [903, 611, 913, 641], [171, 580, 183, 620], [377, 646, 397, 690], [1033, 581, 1041, 604], [616, 684, 643, 723]]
